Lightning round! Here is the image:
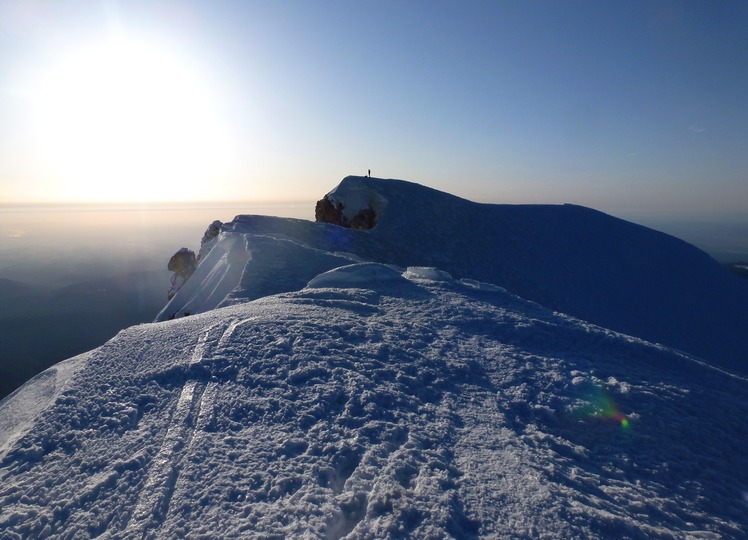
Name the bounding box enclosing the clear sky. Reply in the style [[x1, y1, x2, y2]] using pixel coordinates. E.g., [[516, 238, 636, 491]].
[[1, 1, 747, 219]]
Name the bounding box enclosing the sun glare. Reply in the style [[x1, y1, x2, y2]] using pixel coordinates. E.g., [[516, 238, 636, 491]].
[[33, 35, 230, 202]]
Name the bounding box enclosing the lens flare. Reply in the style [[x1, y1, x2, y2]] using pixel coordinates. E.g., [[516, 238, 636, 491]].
[[324, 226, 353, 251], [574, 384, 631, 431]]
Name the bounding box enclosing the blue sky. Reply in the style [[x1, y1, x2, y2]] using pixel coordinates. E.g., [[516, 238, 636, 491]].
[[1, 1, 747, 219]]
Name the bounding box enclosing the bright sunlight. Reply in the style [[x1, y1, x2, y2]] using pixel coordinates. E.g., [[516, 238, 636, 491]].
[[32, 34, 230, 202]]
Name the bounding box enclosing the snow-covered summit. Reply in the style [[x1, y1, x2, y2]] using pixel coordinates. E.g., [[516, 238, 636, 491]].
[[2, 176, 748, 538], [161, 175, 748, 376], [315, 176, 390, 229]]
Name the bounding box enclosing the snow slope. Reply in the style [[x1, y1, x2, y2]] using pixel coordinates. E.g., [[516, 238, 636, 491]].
[[2, 177, 748, 538], [160, 176, 748, 376], [3, 263, 748, 538]]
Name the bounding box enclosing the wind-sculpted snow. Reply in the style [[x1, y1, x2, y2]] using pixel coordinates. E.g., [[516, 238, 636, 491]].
[[2, 265, 747, 538], [164, 176, 748, 375], [157, 228, 360, 321]]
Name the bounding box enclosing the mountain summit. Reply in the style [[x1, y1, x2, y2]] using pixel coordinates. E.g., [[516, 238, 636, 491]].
[[162, 175, 748, 375], [2, 177, 747, 538]]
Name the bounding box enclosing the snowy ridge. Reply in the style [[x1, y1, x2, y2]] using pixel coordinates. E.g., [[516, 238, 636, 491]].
[[1, 264, 747, 537], [321, 178, 389, 223], [161, 176, 748, 376], [2, 177, 748, 538]]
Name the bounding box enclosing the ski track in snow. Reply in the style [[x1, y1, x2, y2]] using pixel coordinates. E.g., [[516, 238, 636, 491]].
[[126, 379, 201, 533], [126, 321, 238, 535], [1, 278, 747, 538]]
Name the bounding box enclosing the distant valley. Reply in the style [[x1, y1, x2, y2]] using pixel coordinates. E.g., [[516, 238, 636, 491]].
[[0, 270, 168, 400]]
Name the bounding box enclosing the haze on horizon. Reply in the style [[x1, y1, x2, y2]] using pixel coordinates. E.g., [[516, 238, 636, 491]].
[[1, 1, 747, 222]]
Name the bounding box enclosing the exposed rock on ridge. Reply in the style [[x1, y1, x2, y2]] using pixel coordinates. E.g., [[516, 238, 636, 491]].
[[315, 177, 388, 229], [315, 195, 378, 229]]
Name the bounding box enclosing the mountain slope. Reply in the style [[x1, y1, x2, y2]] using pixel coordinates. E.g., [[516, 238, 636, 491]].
[[2, 264, 747, 538], [161, 176, 748, 376], [3, 177, 747, 538]]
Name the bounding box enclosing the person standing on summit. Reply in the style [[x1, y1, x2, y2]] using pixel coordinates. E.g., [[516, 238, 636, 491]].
[[368, 169, 371, 177]]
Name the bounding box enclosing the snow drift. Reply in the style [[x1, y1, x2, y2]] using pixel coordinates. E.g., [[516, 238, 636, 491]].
[[161, 176, 748, 376], [2, 176, 748, 538]]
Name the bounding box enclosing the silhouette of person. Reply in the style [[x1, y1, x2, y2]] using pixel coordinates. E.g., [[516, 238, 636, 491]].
[[368, 169, 371, 177]]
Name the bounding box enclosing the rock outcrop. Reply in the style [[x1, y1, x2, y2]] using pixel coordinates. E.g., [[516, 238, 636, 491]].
[[199, 220, 222, 260], [167, 247, 196, 300], [315, 195, 378, 229]]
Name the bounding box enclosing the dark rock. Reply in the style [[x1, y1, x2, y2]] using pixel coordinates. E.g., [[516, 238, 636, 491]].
[[167, 248, 197, 300], [167, 248, 197, 276], [199, 220, 223, 260], [315, 196, 345, 226], [350, 208, 377, 229], [315, 196, 378, 229], [201, 220, 222, 247]]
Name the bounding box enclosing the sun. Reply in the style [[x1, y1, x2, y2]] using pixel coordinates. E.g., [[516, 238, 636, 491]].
[[32, 35, 230, 202]]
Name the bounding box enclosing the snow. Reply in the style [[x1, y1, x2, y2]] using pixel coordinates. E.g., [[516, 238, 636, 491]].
[[161, 176, 748, 376], [402, 266, 453, 282], [323, 178, 389, 223], [307, 263, 407, 289], [2, 176, 748, 538], [0, 352, 89, 461]]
